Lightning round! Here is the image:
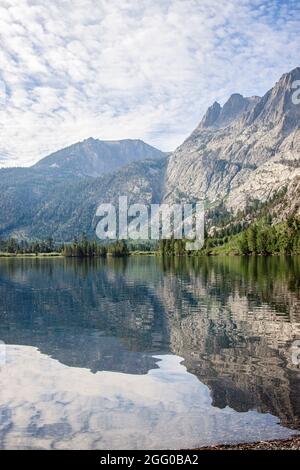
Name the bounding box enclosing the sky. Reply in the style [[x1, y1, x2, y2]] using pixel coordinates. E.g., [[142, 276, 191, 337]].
[[0, 0, 299, 167]]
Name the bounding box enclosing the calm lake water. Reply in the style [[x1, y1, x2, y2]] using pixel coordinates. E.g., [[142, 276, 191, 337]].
[[0, 256, 300, 449]]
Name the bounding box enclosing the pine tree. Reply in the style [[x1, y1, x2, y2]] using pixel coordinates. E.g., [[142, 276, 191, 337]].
[[238, 232, 249, 255], [248, 225, 257, 253]]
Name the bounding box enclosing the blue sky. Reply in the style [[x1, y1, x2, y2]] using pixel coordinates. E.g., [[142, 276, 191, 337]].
[[0, 0, 299, 166]]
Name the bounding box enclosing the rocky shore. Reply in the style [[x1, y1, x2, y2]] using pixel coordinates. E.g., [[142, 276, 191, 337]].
[[199, 436, 300, 450]]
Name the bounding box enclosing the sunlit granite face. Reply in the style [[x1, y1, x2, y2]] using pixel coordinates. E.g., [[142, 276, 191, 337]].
[[0, 256, 300, 449]]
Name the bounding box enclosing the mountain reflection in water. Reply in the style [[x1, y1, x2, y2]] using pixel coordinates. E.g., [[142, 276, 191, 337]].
[[0, 256, 300, 449]]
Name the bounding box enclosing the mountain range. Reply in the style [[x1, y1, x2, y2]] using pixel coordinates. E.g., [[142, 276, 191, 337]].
[[165, 67, 300, 212], [33, 137, 165, 178], [0, 67, 299, 241]]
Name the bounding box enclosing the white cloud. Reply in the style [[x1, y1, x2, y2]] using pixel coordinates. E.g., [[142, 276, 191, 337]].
[[0, 0, 299, 166]]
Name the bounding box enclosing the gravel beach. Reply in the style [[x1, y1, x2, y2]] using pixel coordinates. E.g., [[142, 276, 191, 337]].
[[198, 436, 300, 450]]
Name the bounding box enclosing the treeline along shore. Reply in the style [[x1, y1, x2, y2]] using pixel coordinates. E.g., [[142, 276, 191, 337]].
[[1, 216, 300, 258], [0, 235, 130, 258]]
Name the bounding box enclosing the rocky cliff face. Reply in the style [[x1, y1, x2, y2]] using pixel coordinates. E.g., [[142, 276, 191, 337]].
[[164, 67, 300, 214]]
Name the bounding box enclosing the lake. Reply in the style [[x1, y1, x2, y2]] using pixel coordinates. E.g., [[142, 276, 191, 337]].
[[0, 256, 300, 449]]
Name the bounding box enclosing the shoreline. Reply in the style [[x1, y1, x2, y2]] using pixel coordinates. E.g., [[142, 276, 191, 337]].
[[1, 251, 300, 259], [0, 253, 63, 258], [197, 436, 300, 450]]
